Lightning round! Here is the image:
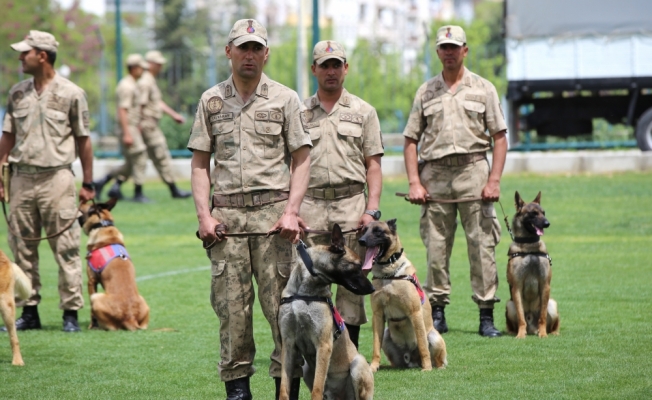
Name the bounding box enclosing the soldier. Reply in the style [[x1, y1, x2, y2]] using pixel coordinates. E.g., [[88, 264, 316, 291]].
[[403, 25, 508, 337], [188, 19, 311, 400], [299, 40, 383, 348], [0, 30, 95, 332], [95, 50, 191, 202], [93, 54, 149, 202]]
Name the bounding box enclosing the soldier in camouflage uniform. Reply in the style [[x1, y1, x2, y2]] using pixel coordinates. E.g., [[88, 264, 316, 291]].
[[0, 31, 95, 333], [403, 26, 508, 337], [188, 19, 311, 400], [299, 40, 383, 349]]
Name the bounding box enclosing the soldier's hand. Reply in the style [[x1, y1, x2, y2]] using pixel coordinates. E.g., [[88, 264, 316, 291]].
[[173, 114, 185, 124], [270, 212, 301, 244], [358, 213, 375, 228], [79, 187, 95, 203], [481, 179, 501, 202], [123, 134, 134, 147], [198, 217, 224, 243], [407, 182, 429, 205]]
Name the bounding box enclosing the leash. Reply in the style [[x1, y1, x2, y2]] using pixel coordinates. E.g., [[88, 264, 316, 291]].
[[2, 200, 85, 242]]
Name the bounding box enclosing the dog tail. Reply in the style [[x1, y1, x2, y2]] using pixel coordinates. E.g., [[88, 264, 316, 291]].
[[12, 263, 32, 301]]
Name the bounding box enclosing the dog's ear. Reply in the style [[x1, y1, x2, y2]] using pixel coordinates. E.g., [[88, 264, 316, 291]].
[[105, 197, 118, 211], [533, 191, 542, 205], [329, 223, 346, 254], [515, 191, 525, 211], [387, 218, 397, 234]]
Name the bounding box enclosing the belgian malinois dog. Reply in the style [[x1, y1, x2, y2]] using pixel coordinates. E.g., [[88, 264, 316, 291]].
[[78, 198, 149, 331], [506, 191, 560, 338], [358, 219, 447, 372], [278, 224, 375, 400], [0, 250, 31, 365]]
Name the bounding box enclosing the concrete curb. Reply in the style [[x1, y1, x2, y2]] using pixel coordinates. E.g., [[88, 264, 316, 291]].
[[75, 150, 652, 182]]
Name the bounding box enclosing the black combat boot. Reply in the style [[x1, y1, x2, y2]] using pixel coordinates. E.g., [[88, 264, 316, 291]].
[[0, 305, 41, 332], [345, 323, 361, 349], [479, 308, 502, 337], [132, 184, 152, 203], [168, 182, 192, 199], [432, 305, 448, 334], [92, 175, 113, 200], [225, 377, 252, 400], [63, 310, 81, 332], [274, 377, 300, 400], [107, 179, 124, 200]]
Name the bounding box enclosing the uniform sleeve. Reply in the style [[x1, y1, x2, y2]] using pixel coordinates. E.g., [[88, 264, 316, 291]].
[[283, 91, 312, 153], [187, 96, 213, 153], [402, 86, 426, 141], [362, 107, 384, 157], [2, 96, 13, 134], [137, 79, 150, 106], [117, 83, 133, 110], [484, 82, 507, 136], [69, 90, 91, 137]]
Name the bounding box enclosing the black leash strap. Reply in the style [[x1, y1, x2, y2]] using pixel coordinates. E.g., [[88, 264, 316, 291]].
[[296, 240, 316, 276]]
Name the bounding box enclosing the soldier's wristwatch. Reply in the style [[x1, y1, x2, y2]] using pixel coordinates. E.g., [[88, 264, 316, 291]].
[[364, 210, 381, 220], [82, 182, 95, 191]]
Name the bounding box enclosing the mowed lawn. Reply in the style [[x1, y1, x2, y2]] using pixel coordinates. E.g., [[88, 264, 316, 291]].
[[1, 172, 651, 399]]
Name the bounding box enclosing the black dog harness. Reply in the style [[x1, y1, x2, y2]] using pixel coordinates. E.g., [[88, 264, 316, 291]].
[[508, 251, 552, 266], [280, 295, 345, 340]]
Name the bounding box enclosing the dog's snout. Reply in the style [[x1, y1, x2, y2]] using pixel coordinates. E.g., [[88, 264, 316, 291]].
[[358, 237, 367, 246], [543, 219, 550, 228]]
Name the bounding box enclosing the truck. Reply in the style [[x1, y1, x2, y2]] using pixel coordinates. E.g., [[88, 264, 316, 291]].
[[504, 0, 652, 150]]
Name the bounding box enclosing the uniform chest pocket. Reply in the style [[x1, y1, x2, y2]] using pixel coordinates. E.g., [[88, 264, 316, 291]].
[[11, 108, 30, 135], [212, 120, 236, 160], [45, 108, 69, 137], [254, 120, 283, 159], [337, 122, 362, 157], [423, 99, 444, 133], [463, 96, 486, 132]]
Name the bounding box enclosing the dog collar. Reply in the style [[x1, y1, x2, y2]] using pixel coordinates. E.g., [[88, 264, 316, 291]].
[[513, 236, 540, 244], [280, 295, 345, 340], [508, 251, 552, 266], [375, 248, 404, 265], [88, 219, 115, 232]]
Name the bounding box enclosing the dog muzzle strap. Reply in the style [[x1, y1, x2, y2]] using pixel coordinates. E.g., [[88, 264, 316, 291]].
[[296, 240, 316, 276]]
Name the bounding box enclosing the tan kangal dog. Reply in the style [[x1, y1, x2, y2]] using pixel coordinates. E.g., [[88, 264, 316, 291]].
[[506, 191, 560, 338], [279, 224, 375, 400], [0, 250, 31, 365], [78, 198, 149, 330], [359, 219, 447, 372]]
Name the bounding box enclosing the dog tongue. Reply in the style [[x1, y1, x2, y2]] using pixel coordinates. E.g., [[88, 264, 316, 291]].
[[362, 247, 378, 271], [535, 227, 544, 236]]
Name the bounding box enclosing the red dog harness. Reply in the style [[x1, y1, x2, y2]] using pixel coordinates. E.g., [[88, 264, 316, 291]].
[[87, 244, 130, 274], [374, 273, 426, 305]]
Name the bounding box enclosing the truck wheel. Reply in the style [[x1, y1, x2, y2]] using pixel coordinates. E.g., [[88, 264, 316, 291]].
[[636, 108, 652, 151]]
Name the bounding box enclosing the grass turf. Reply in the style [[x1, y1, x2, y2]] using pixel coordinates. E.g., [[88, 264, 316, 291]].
[[1, 173, 651, 399]]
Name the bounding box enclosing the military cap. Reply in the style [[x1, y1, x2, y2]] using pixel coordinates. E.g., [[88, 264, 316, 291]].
[[312, 40, 346, 65], [11, 30, 59, 53], [436, 25, 466, 47], [126, 53, 149, 69], [227, 19, 267, 47], [145, 50, 167, 64]]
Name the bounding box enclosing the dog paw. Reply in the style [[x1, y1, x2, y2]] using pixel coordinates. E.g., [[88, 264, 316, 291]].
[[515, 333, 526, 339], [538, 332, 548, 338], [421, 366, 433, 372], [370, 362, 380, 373]]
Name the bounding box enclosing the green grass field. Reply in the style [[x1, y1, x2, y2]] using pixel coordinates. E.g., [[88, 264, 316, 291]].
[[1, 172, 651, 399]]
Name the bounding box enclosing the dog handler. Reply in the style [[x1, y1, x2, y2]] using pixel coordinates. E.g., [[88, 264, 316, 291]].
[[0, 31, 95, 332], [188, 19, 311, 400], [403, 25, 507, 337], [299, 40, 383, 348]]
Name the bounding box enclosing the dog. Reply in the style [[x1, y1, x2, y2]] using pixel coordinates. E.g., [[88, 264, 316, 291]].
[[0, 249, 31, 366], [278, 224, 375, 400], [505, 191, 560, 338], [358, 219, 447, 372], [78, 198, 149, 331]]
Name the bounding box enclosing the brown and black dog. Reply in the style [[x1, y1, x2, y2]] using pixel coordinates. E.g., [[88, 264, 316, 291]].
[[278, 224, 375, 400], [506, 191, 560, 338], [0, 249, 31, 366], [78, 198, 149, 331], [359, 219, 447, 372]]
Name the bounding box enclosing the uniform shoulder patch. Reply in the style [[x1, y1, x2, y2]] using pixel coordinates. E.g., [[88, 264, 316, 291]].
[[12, 90, 24, 103], [82, 110, 90, 127], [421, 90, 434, 103], [225, 85, 233, 98], [206, 96, 224, 114], [261, 83, 268, 97]]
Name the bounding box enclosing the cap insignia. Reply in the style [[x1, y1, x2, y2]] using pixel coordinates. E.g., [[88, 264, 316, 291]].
[[326, 41, 333, 53], [247, 20, 255, 33], [446, 28, 452, 38]]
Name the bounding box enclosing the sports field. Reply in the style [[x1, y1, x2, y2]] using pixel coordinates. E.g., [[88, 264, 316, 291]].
[[1, 172, 651, 399]]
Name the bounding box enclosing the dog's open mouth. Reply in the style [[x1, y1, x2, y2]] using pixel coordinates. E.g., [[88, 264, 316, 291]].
[[533, 224, 545, 236], [362, 246, 379, 271]]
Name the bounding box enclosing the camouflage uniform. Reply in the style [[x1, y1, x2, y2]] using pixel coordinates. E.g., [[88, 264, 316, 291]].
[[2, 73, 90, 310], [108, 72, 147, 185], [188, 73, 311, 381], [138, 70, 175, 184], [403, 66, 507, 309], [300, 87, 383, 325]]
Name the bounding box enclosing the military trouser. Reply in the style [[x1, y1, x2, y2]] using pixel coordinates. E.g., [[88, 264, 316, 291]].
[[419, 158, 501, 309], [7, 167, 83, 310], [208, 199, 301, 382], [141, 119, 175, 185], [110, 126, 147, 185], [299, 192, 368, 325]]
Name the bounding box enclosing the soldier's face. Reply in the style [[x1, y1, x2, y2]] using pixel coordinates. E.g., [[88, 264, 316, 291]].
[[19, 49, 43, 74], [436, 44, 467, 70], [148, 62, 162, 76], [226, 41, 269, 80], [312, 59, 348, 93]]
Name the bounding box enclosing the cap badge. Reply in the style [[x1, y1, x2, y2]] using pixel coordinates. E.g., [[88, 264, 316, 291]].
[[247, 20, 255, 33], [326, 41, 333, 53], [446, 28, 452, 38]]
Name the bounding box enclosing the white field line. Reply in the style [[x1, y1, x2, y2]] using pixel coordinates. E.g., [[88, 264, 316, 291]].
[[136, 266, 210, 282]]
